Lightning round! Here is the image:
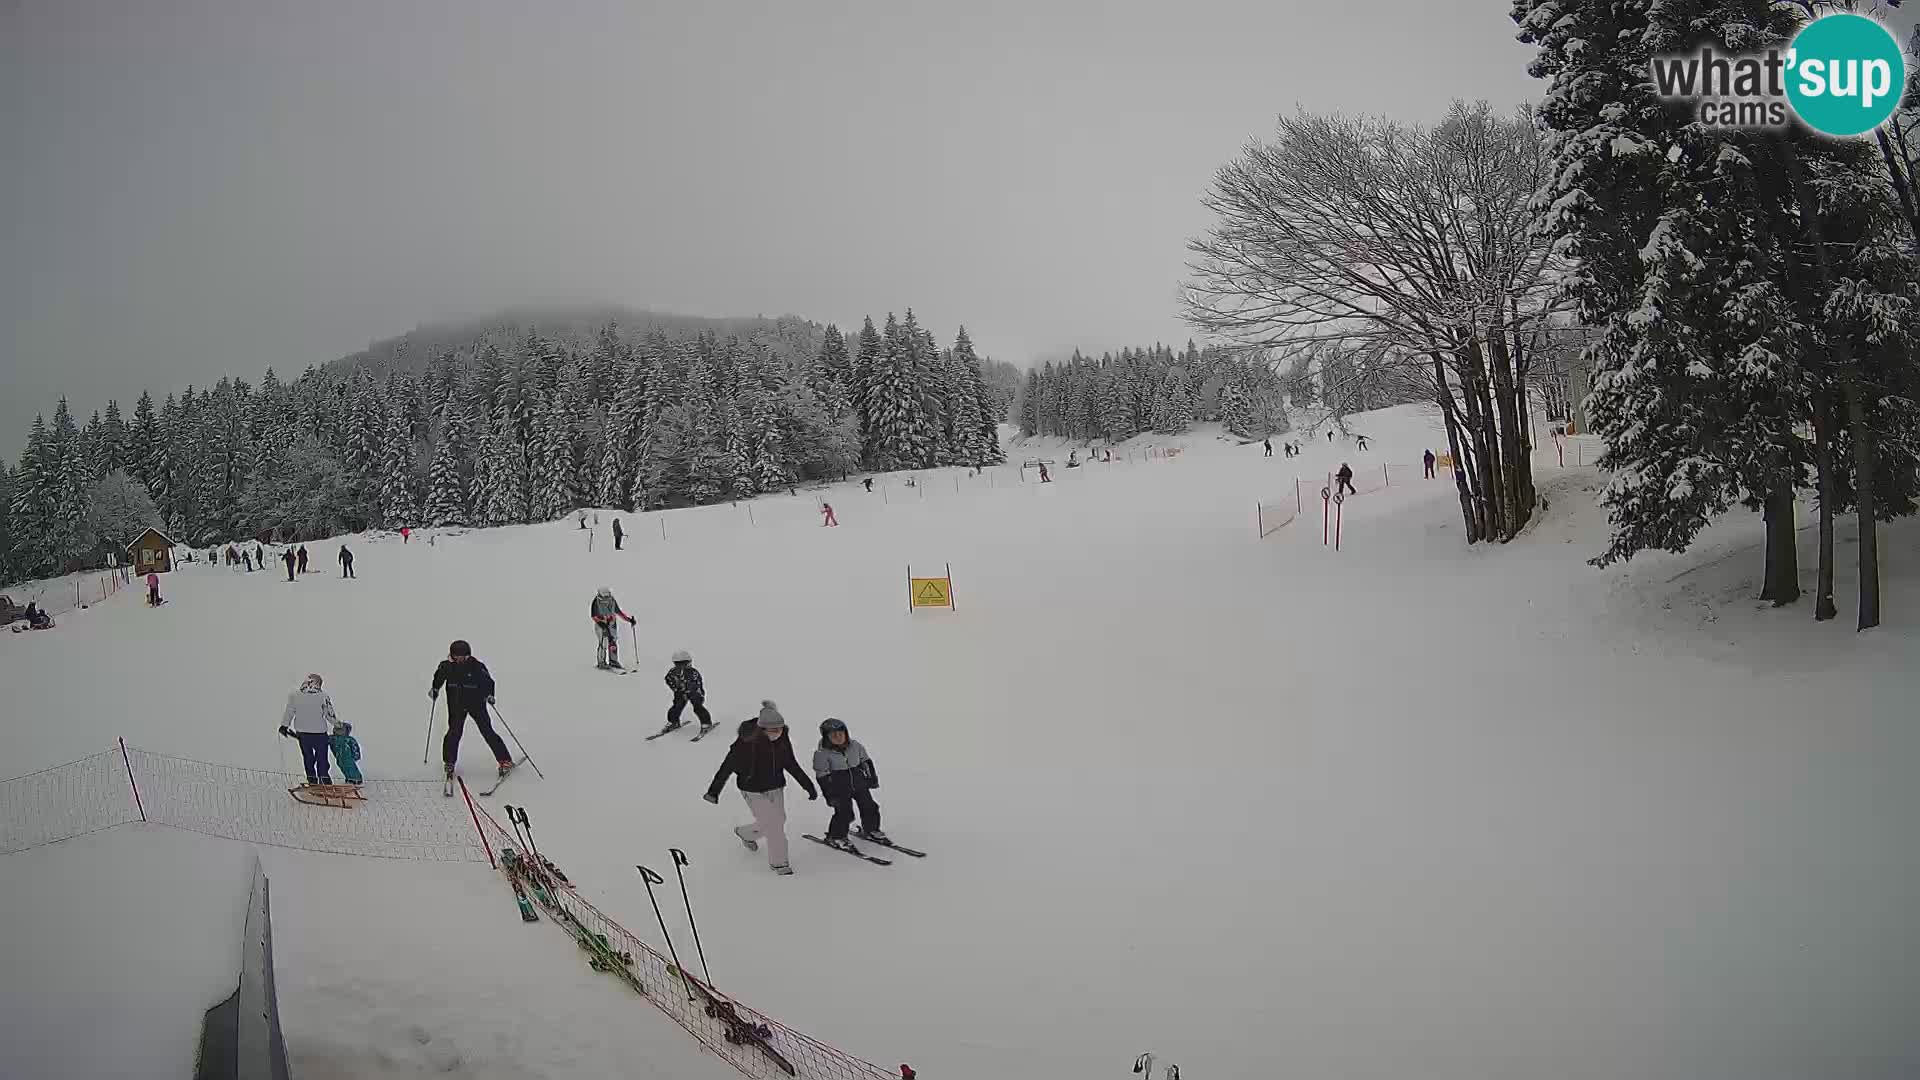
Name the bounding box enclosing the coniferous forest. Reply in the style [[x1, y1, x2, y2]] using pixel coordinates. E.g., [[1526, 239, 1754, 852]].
[[1, 310, 1011, 586]]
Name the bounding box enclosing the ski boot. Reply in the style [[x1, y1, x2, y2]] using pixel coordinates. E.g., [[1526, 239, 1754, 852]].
[[855, 827, 890, 844], [496, 759, 515, 778], [606, 658, 624, 670], [442, 762, 455, 780]]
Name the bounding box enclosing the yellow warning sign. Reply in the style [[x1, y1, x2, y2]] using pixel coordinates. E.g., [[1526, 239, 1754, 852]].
[[1436, 452, 1455, 469], [910, 578, 952, 609]]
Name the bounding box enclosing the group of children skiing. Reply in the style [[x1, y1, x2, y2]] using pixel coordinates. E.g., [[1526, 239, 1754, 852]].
[[276, 585, 894, 875]]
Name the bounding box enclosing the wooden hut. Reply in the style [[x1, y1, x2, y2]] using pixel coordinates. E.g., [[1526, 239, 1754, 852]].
[[128, 528, 176, 574]]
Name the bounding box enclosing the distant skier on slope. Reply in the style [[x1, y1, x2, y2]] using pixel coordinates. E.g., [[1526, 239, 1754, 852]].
[[703, 702, 817, 876], [279, 673, 340, 786], [1423, 449, 1436, 479], [590, 586, 637, 669], [296, 545, 310, 573], [814, 718, 886, 851], [282, 549, 297, 581], [820, 502, 838, 527], [612, 517, 624, 550], [338, 545, 356, 578], [429, 639, 514, 781], [1355, 435, 1369, 451], [662, 649, 713, 734]]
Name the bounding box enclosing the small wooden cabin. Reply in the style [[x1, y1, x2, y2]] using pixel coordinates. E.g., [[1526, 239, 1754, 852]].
[[128, 528, 176, 574]]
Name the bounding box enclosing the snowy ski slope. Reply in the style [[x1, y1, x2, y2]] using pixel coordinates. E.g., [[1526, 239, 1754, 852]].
[[4, 405, 1917, 1079]]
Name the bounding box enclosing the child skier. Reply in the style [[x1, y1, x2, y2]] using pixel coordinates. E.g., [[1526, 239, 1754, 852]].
[[330, 720, 363, 784], [703, 702, 817, 875], [662, 649, 714, 734], [813, 718, 886, 850], [279, 673, 340, 785], [589, 586, 637, 669]]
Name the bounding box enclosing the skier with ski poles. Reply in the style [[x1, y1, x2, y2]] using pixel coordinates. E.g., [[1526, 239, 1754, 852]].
[[703, 702, 816, 875], [661, 649, 713, 735], [590, 586, 637, 670], [429, 639, 515, 782]]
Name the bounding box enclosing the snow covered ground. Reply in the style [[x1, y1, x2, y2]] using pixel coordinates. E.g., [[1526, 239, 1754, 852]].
[[4, 405, 1918, 1079]]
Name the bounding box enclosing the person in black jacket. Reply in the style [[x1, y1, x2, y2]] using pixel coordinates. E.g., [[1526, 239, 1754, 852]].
[[662, 649, 713, 733], [703, 701, 816, 875], [429, 639, 514, 778], [1335, 462, 1357, 497], [612, 517, 624, 550]]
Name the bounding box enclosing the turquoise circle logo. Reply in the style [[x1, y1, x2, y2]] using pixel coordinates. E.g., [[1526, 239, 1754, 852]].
[[1786, 14, 1905, 137]]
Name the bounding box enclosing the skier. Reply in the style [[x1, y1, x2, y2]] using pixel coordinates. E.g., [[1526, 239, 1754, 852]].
[[863, 478, 874, 493], [282, 549, 296, 581], [612, 518, 624, 551], [338, 545, 355, 578], [589, 586, 637, 669], [429, 640, 515, 780], [296, 545, 310, 573], [146, 571, 162, 606], [1335, 462, 1357, 497], [242, 551, 253, 572], [1423, 449, 1436, 479], [1356, 435, 1370, 451], [400, 527, 411, 544], [662, 649, 713, 733], [702, 702, 817, 876], [1038, 462, 1051, 483], [330, 720, 363, 784], [1328, 430, 1334, 443], [254, 542, 264, 567], [279, 673, 340, 786], [813, 718, 886, 850], [820, 502, 838, 527], [1263, 437, 1273, 458]]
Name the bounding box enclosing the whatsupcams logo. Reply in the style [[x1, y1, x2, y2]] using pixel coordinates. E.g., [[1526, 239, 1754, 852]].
[[1650, 13, 1905, 136]]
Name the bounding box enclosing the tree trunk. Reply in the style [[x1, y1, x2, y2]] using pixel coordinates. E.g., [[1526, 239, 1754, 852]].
[[1760, 486, 1799, 606], [1813, 392, 1838, 621], [1841, 372, 1881, 630], [1433, 352, 1482, 543]]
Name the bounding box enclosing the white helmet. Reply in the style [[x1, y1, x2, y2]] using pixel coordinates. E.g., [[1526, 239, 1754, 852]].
[[596, 585, 612, 597], [672, 649, 692, 663]]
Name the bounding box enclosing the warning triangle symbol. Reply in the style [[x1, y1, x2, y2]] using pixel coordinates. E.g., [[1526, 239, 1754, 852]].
[[916, 581, 947, 601]]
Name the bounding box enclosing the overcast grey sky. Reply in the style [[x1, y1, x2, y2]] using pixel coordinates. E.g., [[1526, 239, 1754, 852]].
[[2, 0, 1547, 446]]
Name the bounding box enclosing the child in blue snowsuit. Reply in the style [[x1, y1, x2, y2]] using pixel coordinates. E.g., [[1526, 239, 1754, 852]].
[[330, 721, 363, 784]]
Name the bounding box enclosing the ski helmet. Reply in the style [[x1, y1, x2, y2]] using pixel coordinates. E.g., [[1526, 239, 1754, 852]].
[[449, 639, 472, 657], [672, 649, 692, 663], [819, 717, 848, 740]]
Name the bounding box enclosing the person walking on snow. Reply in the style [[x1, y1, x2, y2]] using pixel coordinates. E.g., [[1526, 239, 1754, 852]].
[[662, 649, 714, 733], [703, 702, 817, 875], [145, 571, 162, 606], [612, 517, 624, 550], [282, 549, 296, 581], [254, 543, 264, 567], [429, 640, 514, 779], [296, 545, 311, 573], [400, 527, 411, 544], [1423, 449, 1436, 479], [820, 502, 838, 527], [1263, 437, 1273, 457], [590, 586, 637, 669], [338, 545, 355, 578], [279, 673, 340, 785], [1335, 462, 1357, 497], [1038, 462, 1051, 483], [330, 720, 363, 784], [242, 550, 253, 572], [814, 718, 886, 850]]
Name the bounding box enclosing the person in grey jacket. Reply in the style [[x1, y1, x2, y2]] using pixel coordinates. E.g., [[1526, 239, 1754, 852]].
[[813, 718, 885, 848]]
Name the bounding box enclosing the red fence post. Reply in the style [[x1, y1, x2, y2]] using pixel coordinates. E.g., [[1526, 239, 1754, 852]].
[[1383, 463, 1390, 488], [119, 738, 147, 823], [458, 776, 497, 869], [1336, 498, 1345, 551]]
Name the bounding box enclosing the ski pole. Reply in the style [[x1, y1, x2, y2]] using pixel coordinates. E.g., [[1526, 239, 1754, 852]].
[[636, 865, 696, 1002], [489, 704, 544, 779], [420, 698, 438, 765], [668, 848, 714, 987], [503, 804, 531, 853], [629, 622, 639, 668]]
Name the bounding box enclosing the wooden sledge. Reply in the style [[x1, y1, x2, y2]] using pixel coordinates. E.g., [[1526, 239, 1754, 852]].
[[288, 783, 367, 808]]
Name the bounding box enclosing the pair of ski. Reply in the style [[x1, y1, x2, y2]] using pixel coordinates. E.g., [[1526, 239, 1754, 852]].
[[645, 722, 717, 742], [802, 831, 927, 865], [441, 758, 523, 798]]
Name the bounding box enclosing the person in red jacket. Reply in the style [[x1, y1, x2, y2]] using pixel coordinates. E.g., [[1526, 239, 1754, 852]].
[[703, 702, 817, 875]]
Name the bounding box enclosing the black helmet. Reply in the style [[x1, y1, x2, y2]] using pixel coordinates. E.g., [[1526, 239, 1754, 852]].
[[449, 639, 472, 657], [819, 717, 848, 740]]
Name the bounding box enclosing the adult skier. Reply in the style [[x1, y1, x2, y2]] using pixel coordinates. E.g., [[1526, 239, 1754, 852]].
[[1263, 437, 1273, 458], [279, 673, 340, 786], [662, 649, 713, 733], [429, 640, 514, 780], [589, 586, 637, 669], [703, 702, 817, 875], [612, 517, 624, 550], [338, 544, 355, 578], [281, 548, 296, 581], [146, 571, 163, 606], [813, 718, 886, 850], [1423, 449, 1436, 479], [1355, 435, 1370, 451], [1335, 462, 1357, 497]]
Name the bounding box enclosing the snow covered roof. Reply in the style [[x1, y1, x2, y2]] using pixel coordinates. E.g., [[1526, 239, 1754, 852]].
[[126, 528, 176, 552]]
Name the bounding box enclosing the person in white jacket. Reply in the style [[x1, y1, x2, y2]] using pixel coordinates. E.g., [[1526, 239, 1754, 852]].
[[280, 673, 341, 785]]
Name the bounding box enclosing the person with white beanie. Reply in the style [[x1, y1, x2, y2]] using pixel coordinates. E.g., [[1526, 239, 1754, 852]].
[[703, 701, 817, 875], [279, 673, 340, 786]]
